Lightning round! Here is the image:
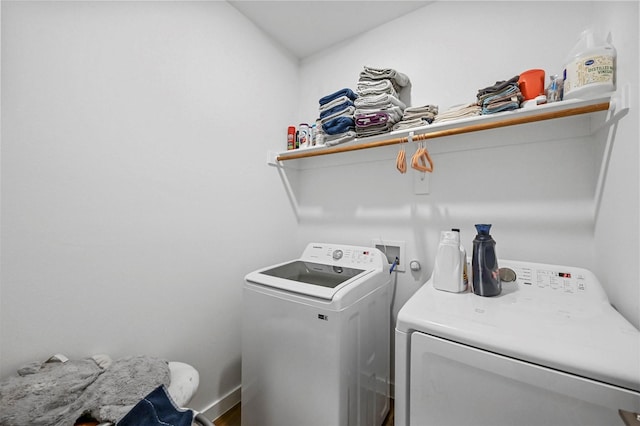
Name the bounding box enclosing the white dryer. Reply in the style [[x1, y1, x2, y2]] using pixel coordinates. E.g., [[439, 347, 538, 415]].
[[395, 259, 640, 426], [242, 243, 391, 426]]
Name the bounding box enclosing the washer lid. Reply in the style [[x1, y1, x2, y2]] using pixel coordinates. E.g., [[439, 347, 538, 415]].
[[245, 242, 388, 301], [396, 259, 640, 393], [246, 260, 375, 300]]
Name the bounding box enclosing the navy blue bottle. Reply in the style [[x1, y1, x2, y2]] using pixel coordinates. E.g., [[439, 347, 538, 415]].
[[472, 224, 501, 297]]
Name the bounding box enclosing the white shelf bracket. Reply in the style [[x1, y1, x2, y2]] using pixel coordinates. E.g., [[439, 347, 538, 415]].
[[592, 83, 630, 133], [609, 82, 630, 116], [267, 150, 283, 167], [592, 83, 631, 222]]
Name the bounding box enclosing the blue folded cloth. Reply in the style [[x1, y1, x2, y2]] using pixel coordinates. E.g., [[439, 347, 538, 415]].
[[117, 385, 193, 426], [322, 116, 355, 135], [319, 88, 358, 106]]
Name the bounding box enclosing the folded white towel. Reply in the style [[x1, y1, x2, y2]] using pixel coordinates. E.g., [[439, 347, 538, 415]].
[[433, 103, 481, 123], [354, 93, 406, 110]]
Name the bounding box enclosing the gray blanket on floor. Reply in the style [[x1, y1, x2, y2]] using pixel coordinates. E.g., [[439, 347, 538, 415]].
[[0, 355, 170, 426]]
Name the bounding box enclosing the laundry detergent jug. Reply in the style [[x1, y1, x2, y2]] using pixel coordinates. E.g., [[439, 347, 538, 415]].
[[472, 224, 501, 297], [432, 230, 466, 293]]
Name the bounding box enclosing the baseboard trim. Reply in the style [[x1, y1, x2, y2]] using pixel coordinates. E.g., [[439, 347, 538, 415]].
[[200, 385, 241, 421], [198, 381, 393, 421]]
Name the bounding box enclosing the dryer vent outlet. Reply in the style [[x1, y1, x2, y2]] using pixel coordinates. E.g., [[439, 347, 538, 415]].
[[372, 239, 406, 272]]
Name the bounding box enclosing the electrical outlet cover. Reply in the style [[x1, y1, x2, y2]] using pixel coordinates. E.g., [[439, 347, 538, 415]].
[[372, 239, 406, 272], [413, 170, 430, 195]]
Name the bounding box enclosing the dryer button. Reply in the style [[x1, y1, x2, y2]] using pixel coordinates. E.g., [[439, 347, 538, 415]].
[[332, 249, 343, 260]]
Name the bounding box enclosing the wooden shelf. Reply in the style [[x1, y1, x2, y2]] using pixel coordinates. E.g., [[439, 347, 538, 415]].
[[274, 96, 612, 163]]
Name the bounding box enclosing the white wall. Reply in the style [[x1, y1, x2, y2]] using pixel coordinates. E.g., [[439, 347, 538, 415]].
[[0, 0, 299, 415], [295, 0, 639, 341], [1, 0, 637, 418], [591, 1, 640, 331]]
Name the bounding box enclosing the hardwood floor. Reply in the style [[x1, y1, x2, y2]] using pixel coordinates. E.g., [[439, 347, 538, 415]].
[[212, 399, 394, 426], [384, 399, 395, 426], [213, 403, 241, 426]]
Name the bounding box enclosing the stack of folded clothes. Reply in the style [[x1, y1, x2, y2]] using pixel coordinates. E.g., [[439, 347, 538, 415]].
[[477, 75, 523, 115], [433, 103, 482, 124], [319, 88, 358, 146], [392, 104, 439, 131], [354, 66, 410, 138]]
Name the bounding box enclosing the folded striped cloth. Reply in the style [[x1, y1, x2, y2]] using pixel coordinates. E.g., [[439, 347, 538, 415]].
[[355, 111, 390, 128], [477, 75, 520, 98], [355, 111, 398, 138], [355, 105, 404, 124], [481, 96, 521, 114], [479, 83, 523, 114], [319, 106, 356, 126], [356, 79, 398, 97], [319, 95, 353, 114], [354, 93, 406, 111], [319, 100, 355, 120]]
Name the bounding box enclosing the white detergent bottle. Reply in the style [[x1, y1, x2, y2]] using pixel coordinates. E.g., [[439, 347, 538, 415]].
[[563, 28, 616, 100], [451, 228, 469, 291], [432, 230, 465, 293]]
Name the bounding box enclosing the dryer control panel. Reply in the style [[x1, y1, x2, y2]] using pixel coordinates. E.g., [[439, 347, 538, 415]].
[[515, 265, 587, 293], [498, 260, 609, 305]]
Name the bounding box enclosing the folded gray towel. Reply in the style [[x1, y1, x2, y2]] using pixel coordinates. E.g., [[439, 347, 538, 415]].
[[393, 117, 432, 131], [402, 104, 439, 118], [324, 130, 357, 146], [359, 65, 411, 88], [357, 79, 398, 97]]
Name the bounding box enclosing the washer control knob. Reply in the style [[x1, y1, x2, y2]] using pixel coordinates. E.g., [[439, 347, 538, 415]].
[[332, 249, 343, 260]]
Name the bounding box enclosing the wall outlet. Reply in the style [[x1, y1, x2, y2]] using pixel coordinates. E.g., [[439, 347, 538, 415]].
[[413, 170, 430, 194], [372, 239, 406, 272]]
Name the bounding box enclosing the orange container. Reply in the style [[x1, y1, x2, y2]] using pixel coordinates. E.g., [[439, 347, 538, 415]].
[[518, 69, 545, 100], [287, 126, 296, 150]]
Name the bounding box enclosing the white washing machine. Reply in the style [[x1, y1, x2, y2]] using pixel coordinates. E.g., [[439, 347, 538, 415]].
[[395, 259, 640, 426], [242, 243, 391, 426]]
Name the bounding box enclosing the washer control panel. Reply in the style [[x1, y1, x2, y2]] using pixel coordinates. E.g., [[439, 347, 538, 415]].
[[302, 243, 385, 268]]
